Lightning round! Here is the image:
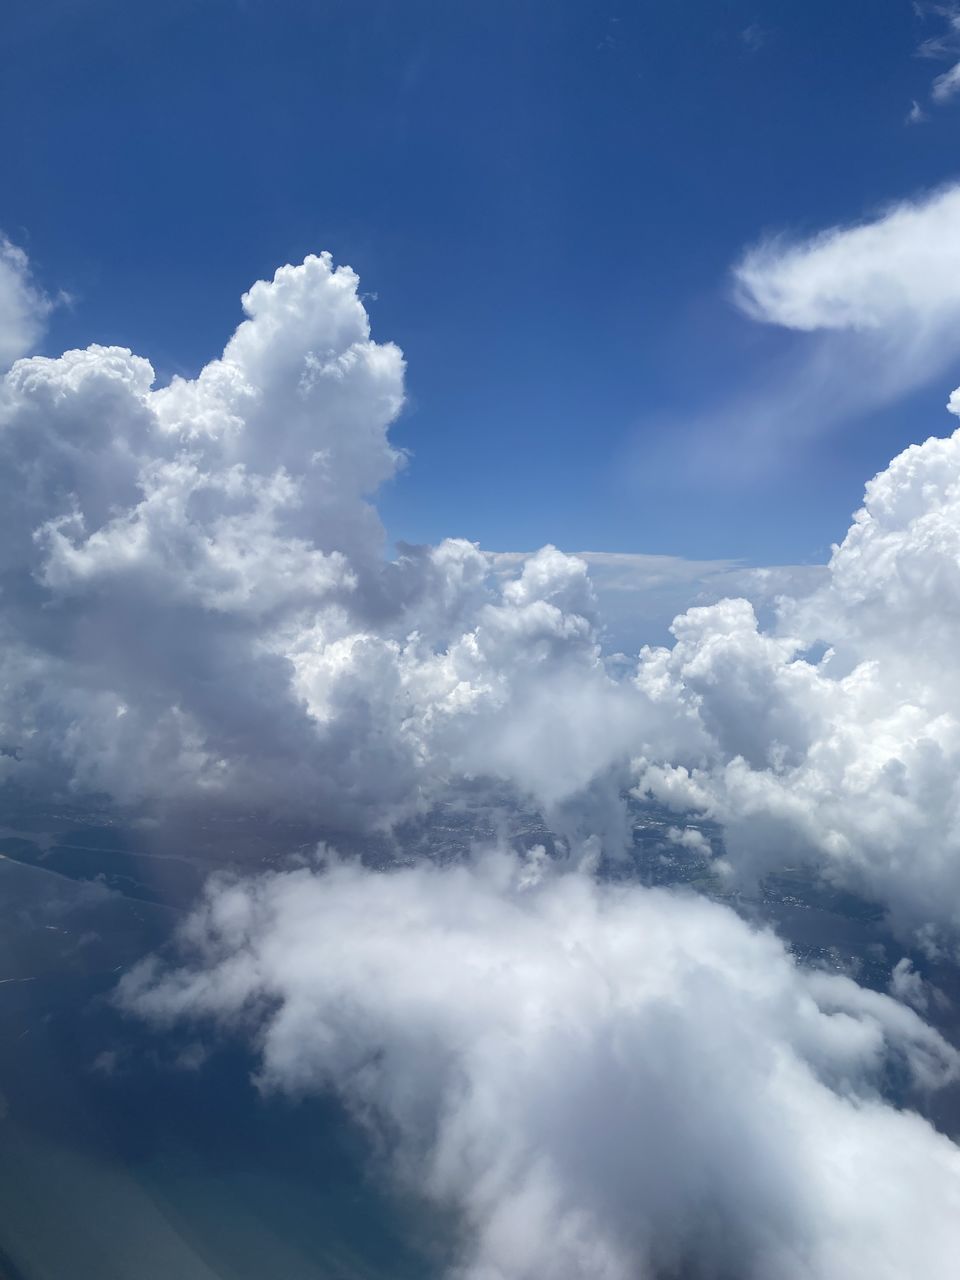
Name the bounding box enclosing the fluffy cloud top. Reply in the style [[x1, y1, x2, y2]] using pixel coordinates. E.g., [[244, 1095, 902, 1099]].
[[633, 388, 960, 941], [0, 253, 424, 819], [915, 5, 960, 108], [7, 240, 960, 944], [121, 850, 960, 1280], [735, 185, 960, 336], [0, 258, 666, 835]]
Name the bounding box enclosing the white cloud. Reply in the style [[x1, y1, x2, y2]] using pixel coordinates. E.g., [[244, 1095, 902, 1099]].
[[121, 849, 960, 1280], [0, 254, 420, 820], [735, 185, 960, 337], [0, 266, 674, 836], [915, 5, 960, 106], [890, 957, 936, 1012], [635, 184, 960, 482], [631, 385, 960, 941], [666, 823, 710, 852], [586, 553, 825, 651], [10, 229, 960, 1280], [491, 551, 825, 652], [0, 236, 53, 369], [9, 240, 960, 950], [932, 59, 960, 100]]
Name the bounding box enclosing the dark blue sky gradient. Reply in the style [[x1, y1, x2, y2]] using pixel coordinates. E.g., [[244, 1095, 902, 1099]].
[[4, 0, 959, 562]]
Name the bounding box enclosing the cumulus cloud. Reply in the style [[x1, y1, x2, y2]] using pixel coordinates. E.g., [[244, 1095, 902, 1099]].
[[0, 260, 672, 836], [121, 850, 960, 1280], [11, 229, 960, 1279], [0, 254, 423, 821], [9, 240, 960, 949], [493, 551, 825, 652], [890, 957, 939, 1012], [0, 235, 53, 370], [631, 385, 960, 941]]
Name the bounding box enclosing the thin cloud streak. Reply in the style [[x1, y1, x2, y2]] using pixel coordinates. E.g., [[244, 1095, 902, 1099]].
[[637, 184, 960, 483]]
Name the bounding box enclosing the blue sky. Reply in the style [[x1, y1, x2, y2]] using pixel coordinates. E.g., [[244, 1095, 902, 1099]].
[[5, 0, 960, 566]]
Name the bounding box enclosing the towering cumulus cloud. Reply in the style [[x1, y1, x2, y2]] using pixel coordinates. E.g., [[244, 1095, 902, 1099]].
[[0, 254, 645, 829], [0, 254, 405, 817]]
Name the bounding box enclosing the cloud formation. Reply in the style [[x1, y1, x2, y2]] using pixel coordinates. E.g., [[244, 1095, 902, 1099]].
[[639, 184, 960, 482], [8, 226, 960, 1280], [582, 552, 825, 652], [8, 241, 960, 946], [0, 236, 53, 371], [0, 260, 668, 837], [735, 185, 960, 339], [0, 253, 422, 821], [915, 4, 960, 109], [932, 58, 960, 100], [633, 387, 960, 941], [729, 183, 960, 433], [121, 850, 960, 1280]]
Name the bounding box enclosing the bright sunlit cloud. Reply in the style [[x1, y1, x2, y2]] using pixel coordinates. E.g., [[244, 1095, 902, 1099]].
[[7, 247, 960, 942], [10, 8, 960, 1278], [121, 849, 960, 1280], [648, 184, 960, 481]]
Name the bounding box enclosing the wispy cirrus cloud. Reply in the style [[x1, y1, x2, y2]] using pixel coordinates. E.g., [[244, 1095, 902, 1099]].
[[913, 3, 960, 109], [932, 58, 960, 99], [647, 183, 960, 481]]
